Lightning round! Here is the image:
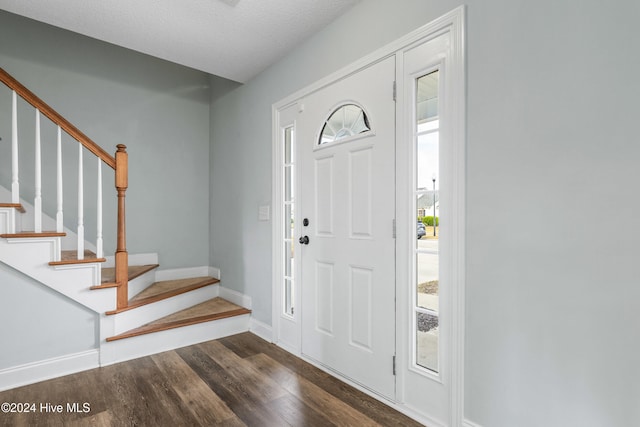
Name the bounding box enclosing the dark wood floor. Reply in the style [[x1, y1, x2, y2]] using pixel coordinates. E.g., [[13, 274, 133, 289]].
[[0, 332, 424, 426]]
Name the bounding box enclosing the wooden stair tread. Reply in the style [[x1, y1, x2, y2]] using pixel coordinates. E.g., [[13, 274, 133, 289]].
[[131, 276, 219, 301], [90, 282, 118, 290], [106, 276, 220, 315], [49, 250, 106, 266], [0, 203, 26, 213], [0, 231, 66, 238], [106, 297, 250, 342], [101, 264, 159, 284]]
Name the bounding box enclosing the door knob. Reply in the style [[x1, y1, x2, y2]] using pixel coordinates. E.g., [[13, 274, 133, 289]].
[[299, 235, 310, 245]]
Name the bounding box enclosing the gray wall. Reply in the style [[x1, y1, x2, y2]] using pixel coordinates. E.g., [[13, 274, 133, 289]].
[[0, 2, 637, 425], [0, 10, 211, 269], [465, 1, 640, 426], [0, 262, 97, 369], [209, 0, 640, 426]]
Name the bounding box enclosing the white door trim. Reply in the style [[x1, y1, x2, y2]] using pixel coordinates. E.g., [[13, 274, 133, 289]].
[[272, 6, 465, 425]]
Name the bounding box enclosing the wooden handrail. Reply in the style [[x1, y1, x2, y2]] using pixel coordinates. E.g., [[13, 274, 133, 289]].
[[0, 68, 116, 169]]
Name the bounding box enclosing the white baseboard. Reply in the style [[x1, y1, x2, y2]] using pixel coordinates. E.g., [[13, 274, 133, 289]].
[[398, 403, 446, 427], [219, 286, 252, 309], [250, 318, 273, 342], [463, 419, 484, 427], [0, 350, 99, 392], [208, 266, 221, 280], [275, 340, 301, 357]]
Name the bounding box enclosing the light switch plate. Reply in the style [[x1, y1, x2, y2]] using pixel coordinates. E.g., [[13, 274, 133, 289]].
[[259, 205, 270, 221]]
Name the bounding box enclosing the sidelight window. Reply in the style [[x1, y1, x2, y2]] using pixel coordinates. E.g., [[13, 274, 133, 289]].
[[414, 69, 440, 373], [283, 126, 295, 317]]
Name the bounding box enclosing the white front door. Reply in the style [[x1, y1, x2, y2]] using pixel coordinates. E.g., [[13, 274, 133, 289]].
[[297, 56, 397, 399]]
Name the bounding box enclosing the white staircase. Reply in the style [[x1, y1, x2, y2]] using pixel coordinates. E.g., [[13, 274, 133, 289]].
[[0, 68, 251, 390], [0, 203, 250, 365], [0, 201, 251, 372]]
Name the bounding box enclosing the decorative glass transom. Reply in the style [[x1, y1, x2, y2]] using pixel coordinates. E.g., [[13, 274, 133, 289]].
[[319, 104, 371, 145]]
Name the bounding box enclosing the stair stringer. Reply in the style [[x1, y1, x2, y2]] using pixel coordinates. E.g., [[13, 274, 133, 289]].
[[0, 237, 115, 313], [127, 269, 157, 299]]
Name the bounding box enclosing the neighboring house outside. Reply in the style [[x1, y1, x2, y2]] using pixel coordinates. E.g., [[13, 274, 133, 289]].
[[417, 191, 439, 219]]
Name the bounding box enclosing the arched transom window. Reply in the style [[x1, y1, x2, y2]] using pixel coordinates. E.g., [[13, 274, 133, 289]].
[[318, 103, 371, 145]]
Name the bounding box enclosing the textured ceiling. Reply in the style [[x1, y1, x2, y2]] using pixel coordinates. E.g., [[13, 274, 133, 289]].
[[0, 0, 360, 83]]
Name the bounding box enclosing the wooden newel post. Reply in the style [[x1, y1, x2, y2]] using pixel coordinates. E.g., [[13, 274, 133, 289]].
[[115, 144, 129, 310]]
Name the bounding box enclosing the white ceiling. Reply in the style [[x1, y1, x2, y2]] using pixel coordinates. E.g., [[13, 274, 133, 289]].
[[0, 0, 360, 83]]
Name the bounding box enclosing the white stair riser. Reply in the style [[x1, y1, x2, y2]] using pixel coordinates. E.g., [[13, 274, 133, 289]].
[[0, 237, 59, 264], [0, 238, 114, 313], [113, 284, 220, 334], [128, 265, 215, 299], [51, 264, 116, 313], [128, 271, 157, 299], [0, 208, 16, 234], [100, 314, 250, 366]]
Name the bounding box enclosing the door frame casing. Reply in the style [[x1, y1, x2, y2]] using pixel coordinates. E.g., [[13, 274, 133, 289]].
[[271, 6, 465, 426], [395, 17, 466, 426]]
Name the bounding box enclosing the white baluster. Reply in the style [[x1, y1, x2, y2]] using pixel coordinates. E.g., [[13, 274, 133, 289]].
[[11, 91, 19, 204], [77, 144, 84, 260], [56, 126, 64, 233], [96, 158, 103, 258], [34, 109, 42, 233]]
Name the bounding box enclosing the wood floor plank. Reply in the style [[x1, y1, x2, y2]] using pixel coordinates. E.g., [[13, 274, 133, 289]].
[[247, 352, 381, 427], [176, 345, 260, 413], [177, 341, 287, 427], [226, 399, 292, 427], [218, 334, 262, 359], [0, 333, 426, 427], [197, 340, 287, 404], [221, 332, 424, 427], [150, 350, 239, 425], [66, 410, 114, 427], [98, 363, 143, 426], [0, 366, 104, 426], [213, 417, 248, 427], [120, 356, 202, 426], [266, 394, 339, 427]]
